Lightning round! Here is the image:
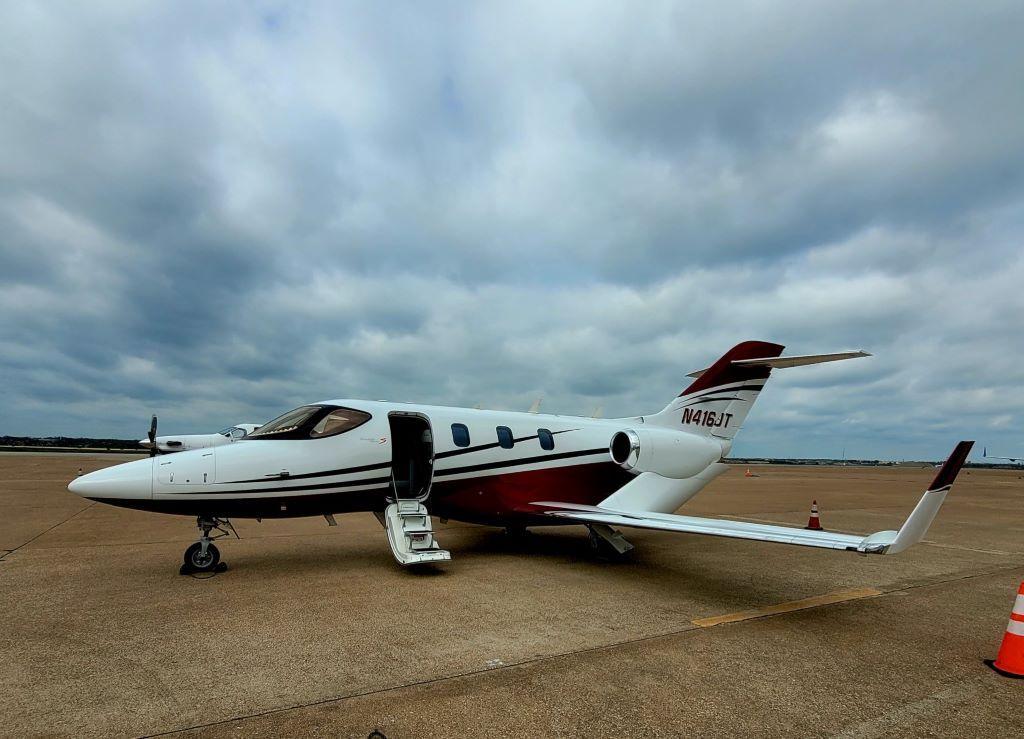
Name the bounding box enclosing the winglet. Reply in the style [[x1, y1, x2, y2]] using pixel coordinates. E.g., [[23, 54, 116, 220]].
[[929, 440, 974, 491], [881, 440, 973, 555]]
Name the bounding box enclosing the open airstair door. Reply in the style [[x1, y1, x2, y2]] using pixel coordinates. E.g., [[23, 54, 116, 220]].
[[383, 413, 450, 566]]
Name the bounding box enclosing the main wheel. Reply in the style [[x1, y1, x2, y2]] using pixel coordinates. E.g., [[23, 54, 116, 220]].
[[184, 542, 220, 572]]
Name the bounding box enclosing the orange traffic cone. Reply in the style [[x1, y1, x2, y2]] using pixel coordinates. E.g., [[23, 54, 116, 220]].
[[745, 468, 753, 477], [805, 500, 822, 531], [986, 581, 1024, 678]]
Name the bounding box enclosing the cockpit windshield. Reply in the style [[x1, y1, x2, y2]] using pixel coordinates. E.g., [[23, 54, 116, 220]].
[[248, 405, 371, 440], [218, 426, 235, 437]]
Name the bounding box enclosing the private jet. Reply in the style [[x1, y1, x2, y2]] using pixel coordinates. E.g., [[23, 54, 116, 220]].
[[138, 416, 261, 454], [982, 448, 1023, 464], [68, 341, 973, 574]]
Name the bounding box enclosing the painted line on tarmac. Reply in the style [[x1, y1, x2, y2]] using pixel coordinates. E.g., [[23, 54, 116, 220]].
[[830, 676, 990, 739], [0, 501, 95, 562], [147, 568, 1024, 737], [919, 540, 1019, 557], [147, 584, 886, 737], [691, 587, 883, 628]]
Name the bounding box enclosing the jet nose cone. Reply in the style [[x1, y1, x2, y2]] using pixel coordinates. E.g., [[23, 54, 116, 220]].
[[68, 457, 153, 500]]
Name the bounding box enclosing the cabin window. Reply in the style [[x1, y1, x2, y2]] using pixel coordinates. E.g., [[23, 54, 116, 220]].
[[496, 426, 514, 449], [538, 428, 554, 451], [451, 423, 470, 447]]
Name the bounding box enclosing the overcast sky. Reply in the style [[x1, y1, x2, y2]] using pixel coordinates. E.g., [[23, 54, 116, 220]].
[[2, 1, 1022, 459]]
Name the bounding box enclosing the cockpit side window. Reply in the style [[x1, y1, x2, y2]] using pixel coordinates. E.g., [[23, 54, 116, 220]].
[[249, 406, 322, 438], [229, 427, 247, 439], [309, 408, 371, 438]]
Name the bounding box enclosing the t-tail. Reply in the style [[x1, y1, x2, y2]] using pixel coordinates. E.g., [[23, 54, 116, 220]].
[[649, 341, 871, 446]]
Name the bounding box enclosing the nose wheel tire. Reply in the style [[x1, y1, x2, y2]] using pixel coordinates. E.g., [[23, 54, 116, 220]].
[[184, 542, 220, 572]]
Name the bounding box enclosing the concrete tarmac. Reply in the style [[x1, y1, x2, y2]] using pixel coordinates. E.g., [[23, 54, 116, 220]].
[[1, 453, 1022, 737]]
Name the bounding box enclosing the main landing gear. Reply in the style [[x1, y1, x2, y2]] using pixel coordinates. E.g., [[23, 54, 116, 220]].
[[181, 516, 234, 575]]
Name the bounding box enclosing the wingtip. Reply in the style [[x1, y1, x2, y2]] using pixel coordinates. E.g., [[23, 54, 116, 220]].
[[928, 440, 974, 491]]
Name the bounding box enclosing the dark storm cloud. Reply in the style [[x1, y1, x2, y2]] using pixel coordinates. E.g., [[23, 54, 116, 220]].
[[1, 1, 1022, 457]]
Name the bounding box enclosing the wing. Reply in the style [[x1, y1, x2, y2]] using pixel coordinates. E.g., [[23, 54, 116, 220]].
[[534, 441, 973, 556]]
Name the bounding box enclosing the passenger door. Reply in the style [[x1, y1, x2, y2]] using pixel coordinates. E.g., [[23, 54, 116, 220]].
[[387, 412, 434, 502]]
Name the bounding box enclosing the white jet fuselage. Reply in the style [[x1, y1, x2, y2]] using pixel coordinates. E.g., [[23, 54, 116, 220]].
[[74, 400, 724, 525]]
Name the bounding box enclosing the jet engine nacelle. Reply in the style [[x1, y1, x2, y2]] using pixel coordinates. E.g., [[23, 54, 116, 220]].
[[609, 427, 721, 479]]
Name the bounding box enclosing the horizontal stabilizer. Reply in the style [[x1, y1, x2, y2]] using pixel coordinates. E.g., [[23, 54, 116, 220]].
[[687, 350, 869, 378], [534, 441, 972, 556]]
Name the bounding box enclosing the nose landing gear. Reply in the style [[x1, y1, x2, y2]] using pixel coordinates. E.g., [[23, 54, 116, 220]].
[[180, 516, 235, 575]]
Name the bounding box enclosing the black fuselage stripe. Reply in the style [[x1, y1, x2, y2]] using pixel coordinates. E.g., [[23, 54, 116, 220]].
[[223, 430, 581, 483], [434, 448, 608, 477], [179, 446, 605, 494], [217, 429, 589, 487], [182, 475, 391, 495], [679, 383, 766, 399], [435, 428, 578, 459], [683, 396, 745, 406], [225, 460, 392, 484]]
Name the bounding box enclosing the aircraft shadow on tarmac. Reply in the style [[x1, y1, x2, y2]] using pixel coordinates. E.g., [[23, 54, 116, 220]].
[[440, 526, 837, 604], [158, 524, 879, 614]]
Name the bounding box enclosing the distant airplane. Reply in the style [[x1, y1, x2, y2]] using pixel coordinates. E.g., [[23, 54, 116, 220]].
[[983, 448, 1023, 464], [138, 415, 261, 455], [69, 341, 972, 575]]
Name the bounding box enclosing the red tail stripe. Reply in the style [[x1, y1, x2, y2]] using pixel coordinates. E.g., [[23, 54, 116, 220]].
[[681, 341, 785, 397]]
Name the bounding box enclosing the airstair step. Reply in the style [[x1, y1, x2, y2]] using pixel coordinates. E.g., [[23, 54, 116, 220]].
[[383, 500, 451, 566]]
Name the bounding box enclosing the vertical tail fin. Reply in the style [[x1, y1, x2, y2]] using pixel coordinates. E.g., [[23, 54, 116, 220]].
[[651, 341, 785, 441]]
